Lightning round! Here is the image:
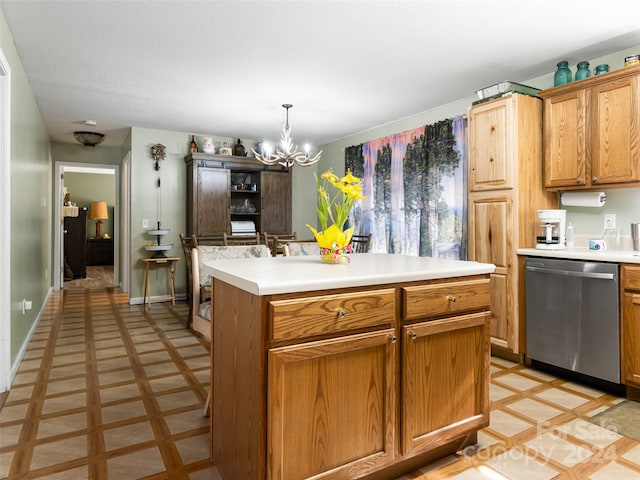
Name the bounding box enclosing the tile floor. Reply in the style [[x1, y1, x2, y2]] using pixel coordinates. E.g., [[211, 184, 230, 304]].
[[1, 288, 640, 479]]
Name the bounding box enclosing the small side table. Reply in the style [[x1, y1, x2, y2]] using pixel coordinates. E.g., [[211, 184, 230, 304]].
[[141, 257, 179, 309]]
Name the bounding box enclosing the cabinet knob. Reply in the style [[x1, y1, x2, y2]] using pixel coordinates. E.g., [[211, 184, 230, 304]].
[[447, 295, 456, 303], [336, 309, 346, 318], [592, 176, 598, 182], [409, 331, 417, 340], [576, 177, 582, 183], [389, 335, 397, 343]]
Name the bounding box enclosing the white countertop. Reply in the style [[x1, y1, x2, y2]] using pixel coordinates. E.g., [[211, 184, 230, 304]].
[[203, 253, 496, 296], [518, 247, 640, 264]]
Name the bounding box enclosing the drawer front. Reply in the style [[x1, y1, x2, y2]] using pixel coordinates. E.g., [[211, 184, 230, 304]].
[[623, 265, 640, 291], [270, 289, 396, 342], [403, 279, 490, 322]]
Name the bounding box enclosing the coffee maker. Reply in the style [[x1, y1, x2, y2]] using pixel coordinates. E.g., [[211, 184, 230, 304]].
[[536, 209, 566, 250]]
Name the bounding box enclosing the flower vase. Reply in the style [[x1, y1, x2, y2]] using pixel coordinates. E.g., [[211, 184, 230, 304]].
[[308, 225, 355, 264], [319, 244, 353, 264]]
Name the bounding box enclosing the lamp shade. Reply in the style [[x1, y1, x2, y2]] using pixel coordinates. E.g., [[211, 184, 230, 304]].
[[89, 201, 108, 220]]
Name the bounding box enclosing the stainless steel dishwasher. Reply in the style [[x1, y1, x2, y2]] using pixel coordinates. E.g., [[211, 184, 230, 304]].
[[525, 257, 620, 384]]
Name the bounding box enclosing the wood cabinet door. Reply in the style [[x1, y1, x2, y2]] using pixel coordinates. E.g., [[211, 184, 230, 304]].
[[260, 171, 291, 234], [543, 89, 587, 188], [267, 329, 396, 480], [468, 97, 514, 191], [622, 291, 640, 386], [196, 167, 229, 235], [468, 193, 513, 350], [591, 74, 640, 185], [402, 312, 490, 455]]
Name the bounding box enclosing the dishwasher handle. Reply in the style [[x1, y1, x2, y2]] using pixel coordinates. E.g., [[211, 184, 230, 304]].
[[525, 265, 615, 280]]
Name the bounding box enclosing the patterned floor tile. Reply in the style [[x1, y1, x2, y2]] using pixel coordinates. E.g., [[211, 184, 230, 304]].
[[103, 420, 155, 452], [525, 432, 594, 467], [2, 288, 639, 480], [488, 409, 534, 438], [506, 397, 564, 424], [30, 434, 87, 470], [534, 387, 591, 410], [106, 446, 165, 478], [100, 399, 147, 425], [590, 462, 640, 480], [495, 373, 543, 392], [36, 411, 87, 439]]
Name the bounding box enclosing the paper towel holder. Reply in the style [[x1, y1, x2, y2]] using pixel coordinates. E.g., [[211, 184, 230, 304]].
[[560, 191, 606, 207]]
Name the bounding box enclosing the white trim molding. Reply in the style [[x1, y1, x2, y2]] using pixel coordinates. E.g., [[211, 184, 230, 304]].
[[0, 47, 12, 392]]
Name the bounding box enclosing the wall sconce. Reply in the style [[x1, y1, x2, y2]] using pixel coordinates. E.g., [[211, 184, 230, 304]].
[[89, 201, 108, 238]]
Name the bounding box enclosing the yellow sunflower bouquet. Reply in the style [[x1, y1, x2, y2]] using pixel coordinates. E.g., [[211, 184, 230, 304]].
[[306, 169, 365, 263]]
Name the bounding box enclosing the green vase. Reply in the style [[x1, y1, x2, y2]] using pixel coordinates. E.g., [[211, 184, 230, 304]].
[[575, 61, 591, 81], [554, 61, 572, 86]]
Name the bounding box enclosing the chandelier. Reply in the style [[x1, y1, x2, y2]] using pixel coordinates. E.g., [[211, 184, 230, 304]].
[[253, 104, 322, 167]]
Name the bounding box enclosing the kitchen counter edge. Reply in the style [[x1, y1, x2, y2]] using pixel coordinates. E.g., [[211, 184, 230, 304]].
[[203, 253, 496, 296], [518, 247, 640, 264]]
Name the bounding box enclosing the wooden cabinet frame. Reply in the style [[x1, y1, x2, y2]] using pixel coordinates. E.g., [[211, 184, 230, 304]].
[[185, 153, 292, 236], [468, 94, 557, 358], [211, 274, 491, 480], [540, 64, 640, 190]]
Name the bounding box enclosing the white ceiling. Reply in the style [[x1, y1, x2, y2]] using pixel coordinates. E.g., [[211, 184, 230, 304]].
[[2, 0, 640, 149]]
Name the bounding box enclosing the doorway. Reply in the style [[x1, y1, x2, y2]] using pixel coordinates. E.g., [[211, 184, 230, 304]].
[[54, 162, 120, 291]]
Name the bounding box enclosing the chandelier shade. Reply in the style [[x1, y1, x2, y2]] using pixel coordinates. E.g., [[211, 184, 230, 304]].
[[253, 104, 321, 168], [73, 131, 105, 147]]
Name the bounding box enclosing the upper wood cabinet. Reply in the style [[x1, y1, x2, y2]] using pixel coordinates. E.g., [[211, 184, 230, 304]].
[[540, 64, 640, 189], [468, 97, 515, 191], [185, 153, 292, 236]]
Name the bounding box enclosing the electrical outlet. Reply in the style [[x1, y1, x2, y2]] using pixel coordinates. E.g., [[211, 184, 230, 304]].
[[142, 218, 149, 229], [604, 213, 616, 229]]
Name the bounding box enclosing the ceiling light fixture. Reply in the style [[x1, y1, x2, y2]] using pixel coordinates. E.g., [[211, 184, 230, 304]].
[[253, 104, 321, 168], [73, 131, 105, 147]]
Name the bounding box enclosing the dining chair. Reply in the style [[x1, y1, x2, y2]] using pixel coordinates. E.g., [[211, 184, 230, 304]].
[[179, 233, 197, 328], [223, 232, 261, 246], [193, 233, 226, 246], [350, 233, 372, 253], [267, 232, 297, 256], [191, 244, 271, 416], [282, 240, 320, 257]]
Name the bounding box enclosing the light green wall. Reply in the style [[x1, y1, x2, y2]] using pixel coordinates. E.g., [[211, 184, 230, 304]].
[[63, 172, 116, 238], [128, 128, 257, 301], [2, 9, 52, 366], [314, 44, 640, 244]]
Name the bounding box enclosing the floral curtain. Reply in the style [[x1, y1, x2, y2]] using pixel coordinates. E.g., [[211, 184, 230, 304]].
[[345, 116, 467, 259]]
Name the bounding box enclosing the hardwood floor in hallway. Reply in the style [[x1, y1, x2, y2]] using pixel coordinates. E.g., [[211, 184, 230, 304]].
[[1, 288, 640, 479]]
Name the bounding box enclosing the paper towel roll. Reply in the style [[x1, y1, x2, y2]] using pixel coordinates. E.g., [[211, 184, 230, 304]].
[[560, 191, 606, 207]]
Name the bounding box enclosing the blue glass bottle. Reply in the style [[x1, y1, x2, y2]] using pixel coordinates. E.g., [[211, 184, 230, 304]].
[[594, 64, 610, 76], [575, 61, 590, 81], [554, 61, 572, 86]]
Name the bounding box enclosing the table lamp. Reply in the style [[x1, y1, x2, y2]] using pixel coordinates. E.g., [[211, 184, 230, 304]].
[[89, 201, 108, 238]]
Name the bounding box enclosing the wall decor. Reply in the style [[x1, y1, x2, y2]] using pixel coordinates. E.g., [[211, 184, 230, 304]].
[[345, 116, 467, 259]]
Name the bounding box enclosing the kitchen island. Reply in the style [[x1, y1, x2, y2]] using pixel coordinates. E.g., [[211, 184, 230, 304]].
[[204, 253, 495, 480]]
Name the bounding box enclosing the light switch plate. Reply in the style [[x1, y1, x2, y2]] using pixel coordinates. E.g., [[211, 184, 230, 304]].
[[142, 218, 149, 229]]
